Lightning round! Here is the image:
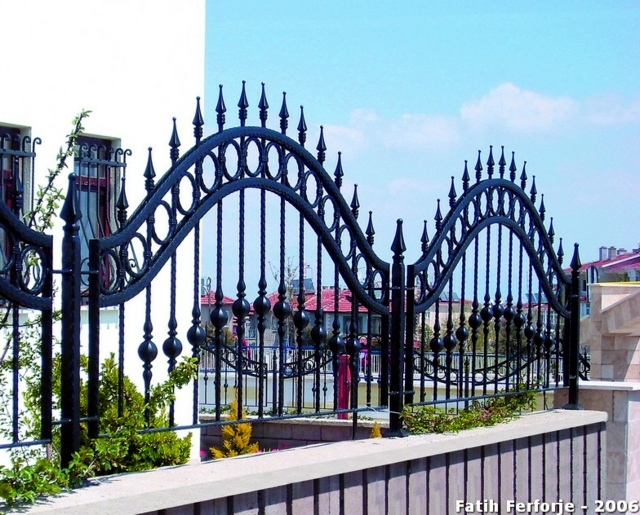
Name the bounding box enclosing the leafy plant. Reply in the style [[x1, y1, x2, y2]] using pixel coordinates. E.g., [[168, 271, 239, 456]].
[[0, 112, 198, 511], [210, 391, 259, 459], [401, 386, 537, 435]]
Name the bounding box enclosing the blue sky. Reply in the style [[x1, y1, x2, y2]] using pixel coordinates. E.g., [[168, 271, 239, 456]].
[[205, 2, 640, 263]]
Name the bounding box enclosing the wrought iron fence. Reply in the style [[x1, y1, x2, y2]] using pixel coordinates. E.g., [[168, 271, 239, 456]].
[[0, 83, 584, 468]]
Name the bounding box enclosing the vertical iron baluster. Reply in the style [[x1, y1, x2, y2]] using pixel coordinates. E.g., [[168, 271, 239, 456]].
[[273, 195, 290, 416], [481, 224, 492, 397], [233, 132, 250, 418], [60, 173, 81, 468], [503, 232, 516, 392], [254, 182, 270, 419], [163, 119, 183, 427], [493, 223, 503, 393], [469, 237, 481, 399], [294, 211, 309, 414], [387, 220, 407, 436], [311, 183, 327, 412]]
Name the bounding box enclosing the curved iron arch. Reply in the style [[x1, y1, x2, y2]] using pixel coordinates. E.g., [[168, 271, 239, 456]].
[[409, 178, 569, 317], [93, 125, 390, 314]]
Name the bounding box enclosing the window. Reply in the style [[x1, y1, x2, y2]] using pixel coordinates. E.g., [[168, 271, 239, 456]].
[[0, 124, 34, 217], [74, 135, 125, 287], [0, 124, 35, 268]]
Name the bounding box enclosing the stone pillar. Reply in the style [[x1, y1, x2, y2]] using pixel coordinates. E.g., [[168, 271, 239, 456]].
[[557, 283, 640, 501]]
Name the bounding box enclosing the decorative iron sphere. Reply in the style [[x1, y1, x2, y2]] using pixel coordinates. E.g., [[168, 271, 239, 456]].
[[138, 340, 158, 362], [273, 299, 291, 319], [443, 333, 458, 352], [455, 325, 469, 343], [430, 336, 444, 353], [311, 324, 327, 345], [209, 306, 228, 330], [187, 324, 206, 348], [469, 312, 483, 329], [162, 336, 182, 359], [328, 334, 345, 356]]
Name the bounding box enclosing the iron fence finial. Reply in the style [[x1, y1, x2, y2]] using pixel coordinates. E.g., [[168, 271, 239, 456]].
[[475, 150, 483, 182], [297, 105, 307, 147], [350, 184, 360, 219], [238, 80, 249, 127], [462, 160, 470, 191], [498, 146, 506, 178], [169, 118, 181, 164], [258, 83, 269, 128], [520, 160, 528, 190], [216, 84, 226, 132], [279, 92, 289, 134], [316, 126, 326, 164], [144, 147, 156, 193], [509, 151, 517, 182], [391, 218, 406, 255], [193, 96, 204, 144], [366, 211, 375, 246], [334, 152, 344, 189], [448, 176, 457, 207]]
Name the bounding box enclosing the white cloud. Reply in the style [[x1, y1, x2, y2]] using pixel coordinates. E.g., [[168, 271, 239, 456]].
[[582, 94, 640, 126], [460, 82, 577, 133], [318, 108, 460, 159]]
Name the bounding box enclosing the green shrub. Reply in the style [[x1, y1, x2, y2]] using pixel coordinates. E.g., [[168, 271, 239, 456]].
[[401, 386, 537, 435]]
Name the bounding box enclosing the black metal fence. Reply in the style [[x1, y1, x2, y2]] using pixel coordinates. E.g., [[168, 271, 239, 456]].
[[0, 83, 583, 468]]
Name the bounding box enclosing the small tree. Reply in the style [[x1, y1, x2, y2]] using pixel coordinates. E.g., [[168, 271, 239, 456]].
[[209, 391, 259, 459]]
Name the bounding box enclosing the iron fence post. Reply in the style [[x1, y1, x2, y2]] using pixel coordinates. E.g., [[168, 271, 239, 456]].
[[563, 243, 583, 410], [60, 174, 82, 467], [386, 219, 408, 437]]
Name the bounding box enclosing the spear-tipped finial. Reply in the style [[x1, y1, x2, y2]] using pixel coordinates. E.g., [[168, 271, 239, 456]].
[[144, 147, 156, 193], [448, 176, 457, 207], [530, 175, 537, 203], [462, 160, 470, 191], [297, 105, 307, 147], [169, 117, 181, 164], [434, 199, 443, 231], [475, 150, 483, 182], [421, 220, 429, 254], [350, 184, 360, 219], [487, 145, 495, 178], [192, 96, 204, 144], [539, 193, 546, 221], [238, 80, 249, 126], [116, 173, 129, 227], [366, 211, 375, 246], [334, 152, 344, 189], [548, 217, 555, 243], [60, 173, 80, 225], [520, 161, 528, 190], [558, 238, 564, 265], [279, 92, 289, 134], [570, 243, 581, 271], [258, 82, 269, 128], [216, 84, 227, 133], [391, 219, 406, 255], [316, 125, 327, 164], [509, 152, 517, 182], [498, 146, 506, 178]]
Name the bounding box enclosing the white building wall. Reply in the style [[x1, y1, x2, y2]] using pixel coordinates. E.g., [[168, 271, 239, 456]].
[[1, 0, 205, 456]]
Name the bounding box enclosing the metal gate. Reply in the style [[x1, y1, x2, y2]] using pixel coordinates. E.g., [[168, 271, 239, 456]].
[[1, 83, 582, 467]]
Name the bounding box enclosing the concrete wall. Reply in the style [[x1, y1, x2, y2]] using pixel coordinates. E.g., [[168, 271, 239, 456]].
[[25, 410, 606, 515]]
